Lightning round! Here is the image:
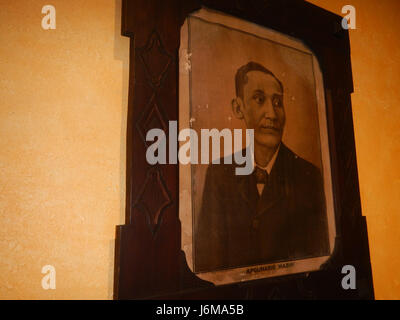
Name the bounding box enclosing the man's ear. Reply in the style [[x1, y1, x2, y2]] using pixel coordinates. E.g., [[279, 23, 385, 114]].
[[232, 97, 244, 120]]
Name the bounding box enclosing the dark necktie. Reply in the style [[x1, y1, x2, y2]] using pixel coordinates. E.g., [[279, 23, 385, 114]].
[[254, 166, 268, 185]]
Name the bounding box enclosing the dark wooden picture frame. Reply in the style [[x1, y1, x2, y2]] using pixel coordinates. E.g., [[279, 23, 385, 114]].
[[114, 0, 374, 300]]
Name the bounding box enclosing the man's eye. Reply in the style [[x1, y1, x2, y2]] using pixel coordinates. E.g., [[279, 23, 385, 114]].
[[272, 96, 283, 108], [253, 94, 265, 105]]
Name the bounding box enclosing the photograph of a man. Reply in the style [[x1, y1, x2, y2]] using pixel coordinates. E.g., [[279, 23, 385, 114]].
[[195, 61, 330, 273]]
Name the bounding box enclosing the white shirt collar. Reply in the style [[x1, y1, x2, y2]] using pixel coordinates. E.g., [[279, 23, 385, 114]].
[[252, 144, 281, 175]]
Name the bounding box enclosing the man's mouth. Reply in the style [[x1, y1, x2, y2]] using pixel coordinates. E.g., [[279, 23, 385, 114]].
[[260, 125, 280, 134]]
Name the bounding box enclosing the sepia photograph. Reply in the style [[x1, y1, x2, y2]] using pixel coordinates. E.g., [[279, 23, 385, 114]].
[[179, 8, 336, 285]]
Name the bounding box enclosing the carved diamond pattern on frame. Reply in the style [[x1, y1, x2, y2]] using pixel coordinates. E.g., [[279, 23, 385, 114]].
[[138, 30, 173, 88], [136, 94, 168, 147], [268, 286, 284, 300], [133, 167, 172, 235]]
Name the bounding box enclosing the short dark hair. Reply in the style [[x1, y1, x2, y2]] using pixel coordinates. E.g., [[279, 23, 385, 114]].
[[235, 61, 283, 99]]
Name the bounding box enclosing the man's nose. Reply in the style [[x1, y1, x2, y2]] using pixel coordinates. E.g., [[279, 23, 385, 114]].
[[263, 98, 277, 120]]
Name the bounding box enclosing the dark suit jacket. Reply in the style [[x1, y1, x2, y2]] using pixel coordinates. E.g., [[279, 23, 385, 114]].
[[194, 143, 330, 273]]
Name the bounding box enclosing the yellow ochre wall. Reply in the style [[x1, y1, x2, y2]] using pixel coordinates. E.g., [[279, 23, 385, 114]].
[[0, 0, 129, 299], [0, 0, 399, 299]]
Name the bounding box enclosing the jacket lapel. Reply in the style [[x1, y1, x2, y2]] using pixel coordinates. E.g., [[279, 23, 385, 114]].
[[236, 171, 259, 215], [256, 145, 288, 217]]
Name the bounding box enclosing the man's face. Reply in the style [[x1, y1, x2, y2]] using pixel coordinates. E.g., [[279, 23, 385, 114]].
[[241, 71, 285, 149]]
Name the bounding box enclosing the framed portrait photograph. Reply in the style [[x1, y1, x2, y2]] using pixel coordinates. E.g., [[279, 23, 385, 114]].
[[114, 0, 374, 300], [179, 8, 336, 285]]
